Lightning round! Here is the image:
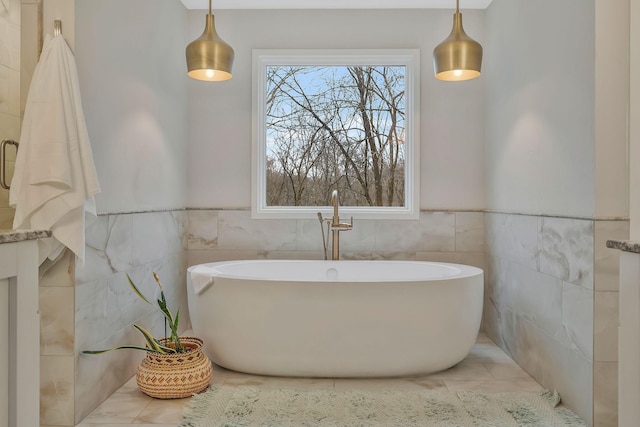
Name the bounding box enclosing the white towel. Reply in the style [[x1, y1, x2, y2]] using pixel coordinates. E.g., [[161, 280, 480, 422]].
[[10, 33, 100, 262], [190, 265, 217, 295]]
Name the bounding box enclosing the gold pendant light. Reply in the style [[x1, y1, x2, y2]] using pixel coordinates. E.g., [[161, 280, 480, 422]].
[[433, 0, 482, 81], [186, 0, 234, 81]]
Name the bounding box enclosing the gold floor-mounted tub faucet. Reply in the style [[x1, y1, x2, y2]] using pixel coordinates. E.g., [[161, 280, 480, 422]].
[[317, 190, 353, 260]]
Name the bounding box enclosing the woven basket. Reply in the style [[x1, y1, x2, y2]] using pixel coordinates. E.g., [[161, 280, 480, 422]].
[[136, 336, 212, 399]]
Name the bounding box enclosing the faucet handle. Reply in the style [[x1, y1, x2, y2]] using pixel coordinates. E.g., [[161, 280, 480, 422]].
[[335, 216, 353, 230]]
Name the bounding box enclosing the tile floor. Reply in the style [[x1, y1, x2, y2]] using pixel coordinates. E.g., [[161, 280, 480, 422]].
[[75, 333, 544, 426]]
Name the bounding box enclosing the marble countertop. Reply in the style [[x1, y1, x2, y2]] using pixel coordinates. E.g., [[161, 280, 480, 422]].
[[0, 229, 52, 244], [607, 240, 640, 254]]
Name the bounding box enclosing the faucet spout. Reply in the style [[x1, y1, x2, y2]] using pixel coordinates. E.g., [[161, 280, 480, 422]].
[[325, 189, 353, 260]]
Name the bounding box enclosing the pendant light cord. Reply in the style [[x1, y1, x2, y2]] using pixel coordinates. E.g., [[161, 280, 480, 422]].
[[209, 0, 212, 15], [456, 0, 459, 13]]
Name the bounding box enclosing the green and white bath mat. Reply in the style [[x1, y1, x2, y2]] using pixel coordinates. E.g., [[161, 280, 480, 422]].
[[180, 385, 585, 426]]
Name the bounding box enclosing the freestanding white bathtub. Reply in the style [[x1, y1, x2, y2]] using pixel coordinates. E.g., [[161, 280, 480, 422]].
[[187, 260, 483, 378]]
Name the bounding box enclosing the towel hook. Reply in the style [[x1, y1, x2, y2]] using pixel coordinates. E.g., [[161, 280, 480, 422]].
[[54, 20, 62, 37], [1, 139, 19, 190]]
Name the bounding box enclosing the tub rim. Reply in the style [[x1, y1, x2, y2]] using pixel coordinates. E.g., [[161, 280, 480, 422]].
[[188, 259, 483, 284]]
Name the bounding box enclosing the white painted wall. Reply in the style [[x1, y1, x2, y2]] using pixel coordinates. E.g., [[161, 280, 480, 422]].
[[595, 0, 629, 218], [186, 9, 487, 211], [485, 0, 629, 219], [75, 0, 189, 214], [43, 0, 75, 51], [631, 0, 640, 238], [485, 0, 597, 218], [618, 3, 639, 423]]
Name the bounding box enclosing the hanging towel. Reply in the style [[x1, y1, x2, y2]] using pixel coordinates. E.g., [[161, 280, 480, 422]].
[[10, 33, 100, 262], [189, 265, 218, 295]]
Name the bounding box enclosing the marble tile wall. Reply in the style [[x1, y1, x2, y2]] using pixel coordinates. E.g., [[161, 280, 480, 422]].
[[33, 210, 189, 426], [39, 247, 75, 426], [38, 207, 624, 426], [483, 212, 628, 427], [187, 209, 486, 272], [72, 210, 188, 424], [0, 0, 21, 228]]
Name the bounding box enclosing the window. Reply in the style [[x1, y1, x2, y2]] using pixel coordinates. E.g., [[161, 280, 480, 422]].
[[252, 49, 420, 219]]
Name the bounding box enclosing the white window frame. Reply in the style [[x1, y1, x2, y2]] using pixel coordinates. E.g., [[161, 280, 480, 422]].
[[251, 49, 420, 220]]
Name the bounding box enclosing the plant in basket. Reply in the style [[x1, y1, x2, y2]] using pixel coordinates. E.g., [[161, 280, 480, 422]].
[[82, 272, 212, 399]]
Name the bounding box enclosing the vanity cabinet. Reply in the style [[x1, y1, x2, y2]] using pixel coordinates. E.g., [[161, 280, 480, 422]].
[[0, 231, 49, 427]]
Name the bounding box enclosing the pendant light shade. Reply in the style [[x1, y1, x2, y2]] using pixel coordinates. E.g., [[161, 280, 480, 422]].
[[433, 0, 482, 81], [186, 0, 234, 82]]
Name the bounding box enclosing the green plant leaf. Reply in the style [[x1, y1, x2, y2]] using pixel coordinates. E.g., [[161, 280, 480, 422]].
[[172, 308, 183, 352], [127, 274, 152, 305], [174, 308, 180, 332], [160, 291, 167, 307], [85, 273, 189, 357], [134, 324, 167, 353], [157, 297, 169, 317], [157, 294, 178, 336], [81, 345, 158, 355], [153, 338, 177, 353]]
